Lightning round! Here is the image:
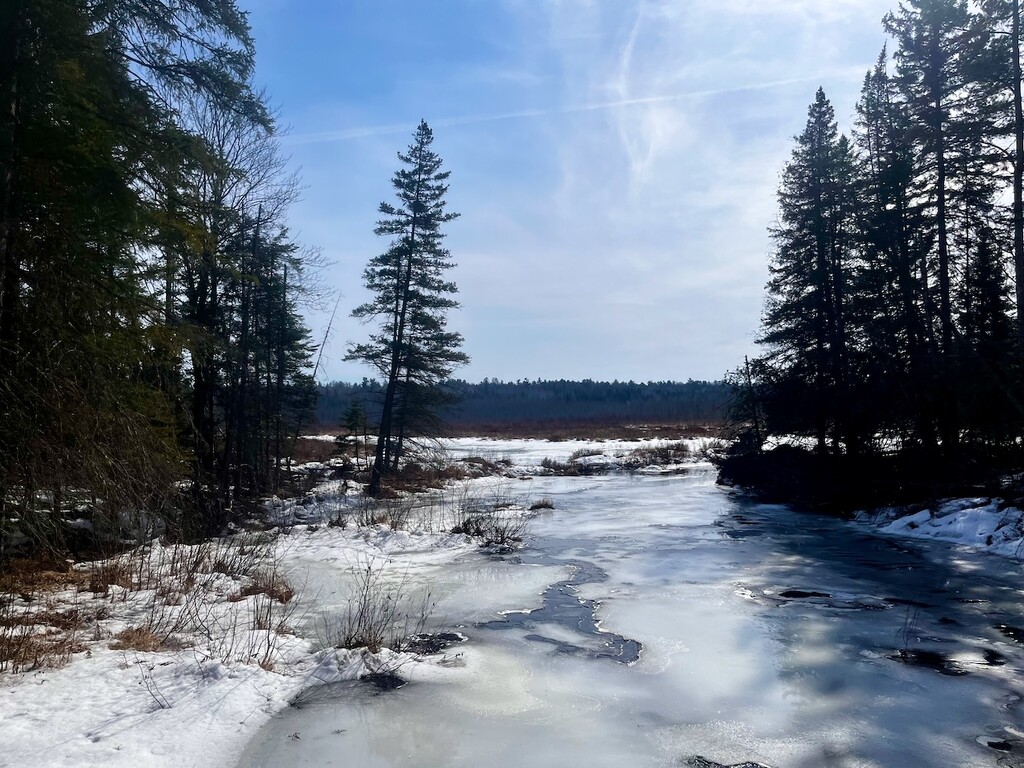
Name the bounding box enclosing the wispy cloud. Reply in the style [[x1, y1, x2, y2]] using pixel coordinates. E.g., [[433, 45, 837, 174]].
[[284, 67, 867, 146], [260, 0, 898, 381]]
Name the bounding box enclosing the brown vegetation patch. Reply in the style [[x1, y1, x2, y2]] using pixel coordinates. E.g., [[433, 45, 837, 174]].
[[0, 599, 93, 672], [229, 569, 295, 604], [622, 440, 692, 467], [0, 627, 86, 672], [382, 462, 470, 495], [291, 437, 342, 464], [0, 556, 90, 595], [0, 607, 88, 632], [110, 626, 164, 652]]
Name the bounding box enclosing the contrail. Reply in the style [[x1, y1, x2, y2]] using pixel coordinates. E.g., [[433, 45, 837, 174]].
[[284, 67, 867, 146]]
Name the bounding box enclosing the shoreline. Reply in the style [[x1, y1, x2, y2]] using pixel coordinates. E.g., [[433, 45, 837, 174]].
[[4, 435, 1021, 768]]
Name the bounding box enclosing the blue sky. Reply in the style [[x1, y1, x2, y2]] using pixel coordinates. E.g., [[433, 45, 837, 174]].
[[246, 0, 897, 384]]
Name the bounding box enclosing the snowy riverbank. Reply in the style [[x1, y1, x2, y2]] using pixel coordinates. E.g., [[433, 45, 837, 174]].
[[0, 523, 482, 768], [859, 498, 1024, 561], [29, 433, 1008, 768], [1, 436, 706, 768]]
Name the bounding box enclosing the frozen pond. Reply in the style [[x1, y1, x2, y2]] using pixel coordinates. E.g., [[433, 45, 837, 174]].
[[239, 465, 1024, 767]]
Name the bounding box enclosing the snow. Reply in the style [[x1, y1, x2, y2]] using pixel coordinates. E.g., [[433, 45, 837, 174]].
[[442, 435, 706, 467], [23, 435, 1024, 768], [0, 519, 485, 768], [0, 435, 713, 767], [861, 498, 1024, 560], [240, 464, 1024, 768], [1, 639, 304, 768]]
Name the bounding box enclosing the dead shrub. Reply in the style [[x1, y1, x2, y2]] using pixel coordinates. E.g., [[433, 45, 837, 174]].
[[383, 498, 415, 531], [229, 568, 295, 604], [318, 560, 436, 654], [568, 447, 603, 461], [0, 556, 88, 596], [483, 511, 529, 546], [446, 484, 531, 546], [460, 456, 500, 472], [529, 498, 555, 511], [0, 595, 88, 672], [621, 440, 691, 468], [87, 552, 134, 595], [540, 457, 578, 475], [111, 626, 164, 652], [291, 437, 340, 464], [0, 626, 85, 672]]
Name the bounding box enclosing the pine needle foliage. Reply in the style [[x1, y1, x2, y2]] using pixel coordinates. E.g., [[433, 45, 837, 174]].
[[348, 121, 469, 496]]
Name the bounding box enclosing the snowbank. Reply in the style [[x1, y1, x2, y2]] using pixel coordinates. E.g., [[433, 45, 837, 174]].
[[0, 518, 481, 768], [861, 498, 1024, 560], [0, 434, 710, 767]]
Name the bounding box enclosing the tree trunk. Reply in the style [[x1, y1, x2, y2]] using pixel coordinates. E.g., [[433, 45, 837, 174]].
[[1013, 0, 1024, 345]]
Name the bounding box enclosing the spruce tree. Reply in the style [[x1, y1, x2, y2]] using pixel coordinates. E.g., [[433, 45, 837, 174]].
[[760, 89, 858, 454], [853, 48, 939, 450], [884, 0, 979, 356], [348, 121, 468, 496]]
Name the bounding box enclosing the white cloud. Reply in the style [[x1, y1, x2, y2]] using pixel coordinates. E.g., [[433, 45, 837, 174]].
[[275, 0, 897, 382]]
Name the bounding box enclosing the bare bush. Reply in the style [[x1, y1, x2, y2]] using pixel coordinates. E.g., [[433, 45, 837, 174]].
[[383, 497, 415, 531], [0, 591, 88, 672], [352, 495, 387, 528], [696, 438, 729, 462], [445, 483, 531, 546], [318, 560, 436, 653], [621, 440, 691, 468], [568, 447, 603, 461], [0, 530, 298, 675], [484, 510, 529, 546], [111, 626, 164, 652], [540, 457, 578, 475]]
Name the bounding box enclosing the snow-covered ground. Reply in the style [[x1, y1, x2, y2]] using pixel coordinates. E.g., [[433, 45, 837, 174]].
[[859, 498, 1024, 561], [442, 435, 718, 475], [22, 432, 969, 768], [0, 523, 484, 768], [0, 437, 625, 768]]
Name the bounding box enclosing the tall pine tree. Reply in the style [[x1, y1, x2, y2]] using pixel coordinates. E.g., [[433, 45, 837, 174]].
[[760, 89, 859, 454], [348, 121, 468, 497]]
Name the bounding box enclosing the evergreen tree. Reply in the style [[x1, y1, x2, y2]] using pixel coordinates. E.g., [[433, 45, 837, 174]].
[[0, 0, 185, 552], [343, 401, 367, 470], [759, 89, 859, 454], [737, 1, 1024, 498], [348, 121, 468, 496], [979, 0, 1024, 342], [884, 0, 979, 356], [0, 0, 318, 552], [883, 0, 1006, 451], [852, 48, 940, 451]]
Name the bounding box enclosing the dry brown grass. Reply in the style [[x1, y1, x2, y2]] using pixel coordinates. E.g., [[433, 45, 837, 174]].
[[229, 568, 295, 604], [0, 598, 92, 673], [291, 437, 342, 464], [0, 627, 86, 672], [110, 626, 164, 652], [0, 532, 299, 675], [622, 440, 692, 467], [383, 462, 469, 495], [0, 556, 90, 596]]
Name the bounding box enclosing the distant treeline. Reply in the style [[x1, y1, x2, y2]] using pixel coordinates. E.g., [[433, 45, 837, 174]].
[[317, 379, 730, 427]]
